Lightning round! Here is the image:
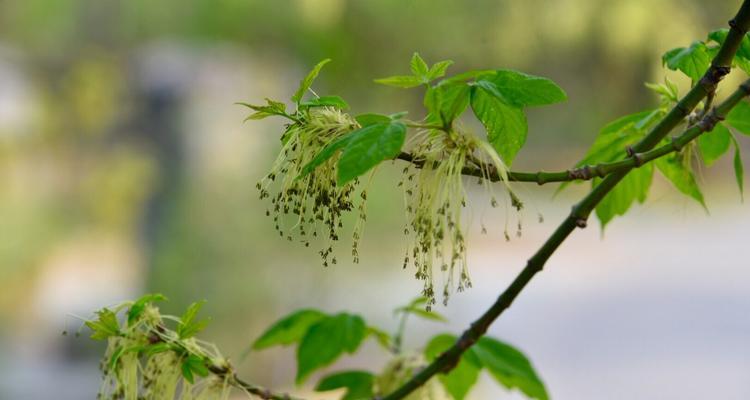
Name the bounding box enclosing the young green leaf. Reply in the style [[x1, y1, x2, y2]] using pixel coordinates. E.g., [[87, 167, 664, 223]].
[[296, 313, 367, 383], [181, 355, 209, 384], [293, 59, 332, 104], [698, 123, 731, 166], [300, 95, 350, 110], [253, 309, 327, 349], [315, 371, 375, 400], [440, 69, 495, 85], [424, 82, 471, 126], [471, 82, 528, 165], [558, 109, 658, 195], [473, 337, 549, 400], [374, 75, 424, 89], [730, 133, 745, 200], [594, 164, 654, 229], [85, 308, 121, 340], [662, 41, 711, 81], [410, 52, 430, 79], [725, 100, 750, 135], [127, 293, 167, 326], [424, 334, 482, 400], [485, 69, 567, 107], [336, 120, 407, 184], [367, 326, 392, 350], [238, 98, 289, 121], [427, 60, 454, 81], [355, 113, 392, 127], [177, 301, 209, 339], [656, 155, 707, 210], [298, 134, 355, 178]]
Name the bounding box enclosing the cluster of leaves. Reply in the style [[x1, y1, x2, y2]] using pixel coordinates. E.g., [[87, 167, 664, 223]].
[[83, 294, 235, 400], [564, 31, 750, 229], [243, 54, 567, 306], [251, 297, 547, 400]]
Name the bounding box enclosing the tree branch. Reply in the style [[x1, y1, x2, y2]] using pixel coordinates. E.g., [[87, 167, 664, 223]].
[[402, 81, 741, 186], [378, 2, 750, 399]]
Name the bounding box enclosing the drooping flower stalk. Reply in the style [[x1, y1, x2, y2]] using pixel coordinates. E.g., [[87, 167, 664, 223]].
[[401, 127, 519, 308], [257, 107, 367, 266]]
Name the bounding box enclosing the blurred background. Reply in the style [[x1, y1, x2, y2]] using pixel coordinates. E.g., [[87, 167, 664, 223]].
[[1, 0, 749, 399]]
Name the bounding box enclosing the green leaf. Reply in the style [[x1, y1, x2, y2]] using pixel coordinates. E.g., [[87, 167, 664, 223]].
[[474, 337, 548, 400], [656, 155, 707, 209], [730, 133, 745, 200], [579, 110, 657, 166], [594, 164, 654, 229], [374, 75, 424, 88], [300, 95, 350, 110], [355, 113, 391, 127], [178, 301, 209, 339], [707, 29, 750, 74], [299, 135, 354, 178], [662, 41, 711, 81], [424, 82, 471, 126], [485, 69, 567, 107], [424, 334, 482, 400], [142, 343, 173, 356], [315, 371, 375, 400], [238, 98, 289, 121], [127, 293, 167, 326], [440, 69, 495, 85], [181, 355, 209, 384], [293, 59, 332, 104], [367, 326, 392, 350], [85, 308, 121, 340], [253, 309, 327, 350], [336, 120, 407, 184], [698, 123, 731, 166], [471, 83, 528, 165], [725, 100, 750, 135], [427, 60, 454, 81], [410, 52, 429, 80], [296, 313, 367, 383], [558, 109, 658, 195]]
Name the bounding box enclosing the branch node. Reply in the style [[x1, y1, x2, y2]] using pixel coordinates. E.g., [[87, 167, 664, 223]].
[[730, 17, 749, 34], [698, 108, 724, 132], [575, 217, 587, 228], [670, 136, 683, 152], [625, 146, 645, 167], [536, 171, 545, 185]]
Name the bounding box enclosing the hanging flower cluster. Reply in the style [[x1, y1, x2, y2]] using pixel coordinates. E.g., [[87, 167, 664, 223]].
[[256, 107, 367, 267], [400, 128, 518, 308]]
